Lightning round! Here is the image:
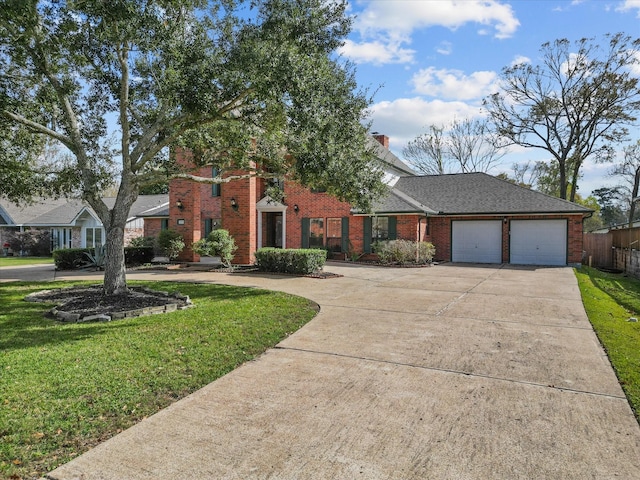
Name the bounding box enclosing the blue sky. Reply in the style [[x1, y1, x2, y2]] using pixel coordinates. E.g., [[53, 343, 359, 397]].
[[339, 0, 640, 197]]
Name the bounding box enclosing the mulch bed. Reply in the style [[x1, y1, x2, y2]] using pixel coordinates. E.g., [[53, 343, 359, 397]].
[[25, 285, 192, 323]]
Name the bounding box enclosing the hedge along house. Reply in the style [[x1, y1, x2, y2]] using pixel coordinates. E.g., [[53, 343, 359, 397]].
[[0, 195, 168, 254], [166, 134, 592, 266]]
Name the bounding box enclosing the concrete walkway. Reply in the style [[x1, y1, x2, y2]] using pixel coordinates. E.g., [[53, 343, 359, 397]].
[[8, 262, 639, 478]]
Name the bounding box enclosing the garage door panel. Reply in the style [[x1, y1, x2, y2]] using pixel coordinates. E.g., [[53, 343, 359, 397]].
[[452, 220, 502, 264], [510, 220, 567, 266]]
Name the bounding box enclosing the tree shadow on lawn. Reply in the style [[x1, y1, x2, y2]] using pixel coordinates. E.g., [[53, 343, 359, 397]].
[[0, 281, 273, 353], [584, 267, 640, 315]]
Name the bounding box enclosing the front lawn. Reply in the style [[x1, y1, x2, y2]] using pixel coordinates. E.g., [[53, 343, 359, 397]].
[[0, 281, 317, 479], [575, 266, 640, 421], [0, 256, 54, 267]]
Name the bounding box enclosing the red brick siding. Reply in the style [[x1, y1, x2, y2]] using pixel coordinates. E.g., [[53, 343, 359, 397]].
[[283, 182, 354, 250], [170, 149, 202, 261], [144, 218, 163, 239], [222, 172, 257, 264]]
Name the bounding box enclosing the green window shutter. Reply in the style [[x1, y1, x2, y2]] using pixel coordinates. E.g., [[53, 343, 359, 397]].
[[363, 217, 372, 253], [341, 217, 349, 253], [301, 218, 310, 248], [388, 216, 397, 240], [161, 219, 169, 230], [204, 219, 213, 238]]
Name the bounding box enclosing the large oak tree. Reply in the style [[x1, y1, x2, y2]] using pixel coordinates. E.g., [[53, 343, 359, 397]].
[[0, 0, 385, 294], [484, 33, 640, 201]]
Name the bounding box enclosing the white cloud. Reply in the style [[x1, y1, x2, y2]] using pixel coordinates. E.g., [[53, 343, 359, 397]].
[[354, 0, 519, 39], [616, 0, 640, 17], [343, 0, 520, 65], [339, 39, 415, 65], [411, 67, 499, 101], [629, 50, 640, 75], [368, 97, 486, 153], [511, 55, 531, 67], [436, 41, 453, 55]]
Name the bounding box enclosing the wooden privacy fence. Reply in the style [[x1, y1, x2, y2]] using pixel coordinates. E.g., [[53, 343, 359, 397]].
[[610, 227, 640, 249], [583, 233, 613, 267]]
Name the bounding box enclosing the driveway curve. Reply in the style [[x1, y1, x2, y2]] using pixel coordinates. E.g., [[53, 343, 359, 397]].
[[42, 262, 640, 479]]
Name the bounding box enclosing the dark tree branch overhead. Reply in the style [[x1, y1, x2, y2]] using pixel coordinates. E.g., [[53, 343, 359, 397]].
[[0, 0, 384, 295]]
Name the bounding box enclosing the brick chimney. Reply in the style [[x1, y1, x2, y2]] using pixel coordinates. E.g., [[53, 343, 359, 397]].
[[373, 133, 389, 149]]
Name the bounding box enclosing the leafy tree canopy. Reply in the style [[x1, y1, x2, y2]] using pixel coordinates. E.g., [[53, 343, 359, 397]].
[[0, 0, 383, 294]]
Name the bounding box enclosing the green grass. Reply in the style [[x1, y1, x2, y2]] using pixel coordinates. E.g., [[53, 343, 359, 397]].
[[0, 256, 54, 267], [0, 280, 317, 479], [575, 266, 640, 422]]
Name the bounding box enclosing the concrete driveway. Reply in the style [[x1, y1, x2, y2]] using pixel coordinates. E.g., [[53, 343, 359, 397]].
[[30, 262, 640, 479]]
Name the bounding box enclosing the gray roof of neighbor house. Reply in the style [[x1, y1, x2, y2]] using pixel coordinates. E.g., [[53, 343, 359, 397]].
[[370, 172, 592, 215], [0, 195, 168, 226]]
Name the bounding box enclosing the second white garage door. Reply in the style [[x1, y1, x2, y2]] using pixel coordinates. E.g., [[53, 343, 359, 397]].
[[510, 219, 567, 266], [451, 220, 502, 263]]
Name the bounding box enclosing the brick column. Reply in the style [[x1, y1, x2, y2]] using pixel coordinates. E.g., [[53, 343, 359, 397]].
[[170, 148, 202, 262], [222, 173, 257, 265]]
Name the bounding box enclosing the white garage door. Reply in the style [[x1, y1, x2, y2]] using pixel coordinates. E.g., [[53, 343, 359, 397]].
[[510, 219, 567, 266], [451, 220, 502, 263]]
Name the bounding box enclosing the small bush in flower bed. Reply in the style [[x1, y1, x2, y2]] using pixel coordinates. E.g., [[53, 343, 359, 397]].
[[124, 246, 155, 266], [53, 248, 91, 269], [254, 248, 327, 274], [374, 240, 435, 265]]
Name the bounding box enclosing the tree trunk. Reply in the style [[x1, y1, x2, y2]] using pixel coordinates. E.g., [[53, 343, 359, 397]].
[[629, 169, 640, 228], [558, 159, 567, 200], [102, 222, 128, 296]]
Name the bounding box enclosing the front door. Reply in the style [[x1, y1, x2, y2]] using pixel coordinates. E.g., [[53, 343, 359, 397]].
[[266, 213, 283, 248]]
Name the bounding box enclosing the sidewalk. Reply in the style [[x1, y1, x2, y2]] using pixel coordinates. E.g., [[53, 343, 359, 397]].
[[28, 263, 640, 478]]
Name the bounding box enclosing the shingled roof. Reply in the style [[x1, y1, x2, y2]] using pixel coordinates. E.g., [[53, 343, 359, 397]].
[[0, 195, 168, 226], [370, 172, 591, 215]]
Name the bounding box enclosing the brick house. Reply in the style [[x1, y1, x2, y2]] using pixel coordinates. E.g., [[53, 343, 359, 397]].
[[156, 134, 591, 266]]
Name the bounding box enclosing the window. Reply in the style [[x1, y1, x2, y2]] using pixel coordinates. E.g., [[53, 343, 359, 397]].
[[212, 168, 221, 197], [372, 217, 389, 241], [309, 218, 324, 248], [161, 219, 169, 230], [326, 218, 342, 252], [364, 216, 396, 253], [50, 228, 72, 250], [85, 227, 104, 248]]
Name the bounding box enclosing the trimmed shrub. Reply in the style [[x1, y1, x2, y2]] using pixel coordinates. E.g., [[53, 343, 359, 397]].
[[156, 229, 185, 260], [374, 240, 435, 265], [254, 248, 327, 274], [128, 236, 155, 248], [124, 246, 155, 266], [53, 248, 90, 270], [192, 229, 237, 267]]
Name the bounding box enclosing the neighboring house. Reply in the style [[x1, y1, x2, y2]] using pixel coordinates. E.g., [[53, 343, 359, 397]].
[[0, 195, 168, 254], [165, 134, 592, 266]]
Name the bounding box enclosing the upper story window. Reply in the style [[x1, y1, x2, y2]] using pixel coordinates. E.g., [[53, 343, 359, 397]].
[[212, 168, 221, 197]]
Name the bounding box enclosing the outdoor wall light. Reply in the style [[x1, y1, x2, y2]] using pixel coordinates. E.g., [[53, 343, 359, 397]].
[[176, 200, 184, 211], [294, 204, 299, 213], [230, 197, 238, 210]]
